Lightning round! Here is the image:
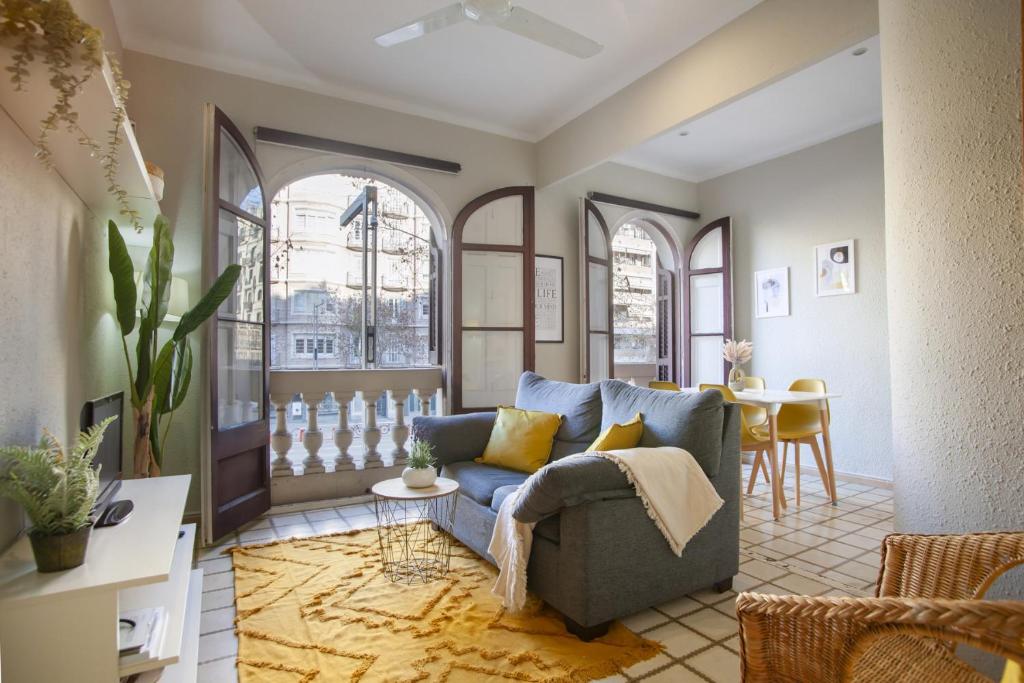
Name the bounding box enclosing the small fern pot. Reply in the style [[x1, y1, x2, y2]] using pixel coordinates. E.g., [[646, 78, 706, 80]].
[[29, 525, 92, 573], [402, 467, 437, 489]]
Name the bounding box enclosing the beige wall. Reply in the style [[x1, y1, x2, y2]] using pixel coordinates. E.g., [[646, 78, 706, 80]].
[[0, 108, 126, 551], [536, 0, 879, 186], [698, 124, 892, 481], [880, 0, 1022, 532], [121, 52, 697, 513]]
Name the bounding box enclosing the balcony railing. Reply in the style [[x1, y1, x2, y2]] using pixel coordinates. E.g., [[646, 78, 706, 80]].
[[269, 367, 444, 478]]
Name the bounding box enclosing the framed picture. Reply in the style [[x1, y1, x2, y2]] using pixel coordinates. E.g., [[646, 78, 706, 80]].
[[754, 267, 789, 318], [814, 239, 856, 297], [535, 255, 564, 343]]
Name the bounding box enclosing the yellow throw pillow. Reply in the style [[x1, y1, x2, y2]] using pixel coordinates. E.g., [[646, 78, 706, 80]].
[[587, 413, 644, 452], [476, 406, 563, 474]]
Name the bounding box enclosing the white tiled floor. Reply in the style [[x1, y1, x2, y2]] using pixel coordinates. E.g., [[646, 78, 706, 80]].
[[195, 465, 892, 682]]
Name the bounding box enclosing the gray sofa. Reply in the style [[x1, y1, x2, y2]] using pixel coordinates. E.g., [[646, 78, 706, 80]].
[[411, 372, 740, 640]]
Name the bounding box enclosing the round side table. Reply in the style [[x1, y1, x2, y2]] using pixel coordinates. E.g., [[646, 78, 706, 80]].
[[371, 477, 460, 584]]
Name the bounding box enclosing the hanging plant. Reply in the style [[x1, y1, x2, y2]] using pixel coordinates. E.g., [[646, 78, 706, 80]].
[[0, 0, 141, 229]]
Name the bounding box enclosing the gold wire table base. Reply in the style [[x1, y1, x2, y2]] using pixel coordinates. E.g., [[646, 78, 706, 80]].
[[373, 490, 458, 584]]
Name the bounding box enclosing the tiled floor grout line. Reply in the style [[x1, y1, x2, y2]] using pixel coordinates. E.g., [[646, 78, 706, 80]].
[[196, 472, 896, 683]]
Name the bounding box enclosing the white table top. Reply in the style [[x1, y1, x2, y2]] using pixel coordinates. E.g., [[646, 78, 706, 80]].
[[728, 389, 840, 405], [371, 477, 459, 500]]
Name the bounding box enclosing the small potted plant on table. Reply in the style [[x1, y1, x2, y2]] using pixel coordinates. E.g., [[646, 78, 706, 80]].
[[0, 418, 115, 572], [402, 440, 437, 488]]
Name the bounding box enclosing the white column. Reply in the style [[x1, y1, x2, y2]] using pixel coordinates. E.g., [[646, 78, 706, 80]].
[[333, 391, 356, 471], [301, 392, 326, 475], [361, 390, 383, 469], [390, 389, 410, 466], [270, 393, 295, 477]]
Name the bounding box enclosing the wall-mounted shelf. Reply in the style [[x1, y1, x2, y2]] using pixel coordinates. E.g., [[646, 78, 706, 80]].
[[0, 48, 161, 240]]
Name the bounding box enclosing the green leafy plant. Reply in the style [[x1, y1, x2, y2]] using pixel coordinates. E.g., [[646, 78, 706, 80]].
[[406, 440, 436, 470], [107, 216, 241, 477], [0, 417, 114, 536], [0, 0, 140, 228]]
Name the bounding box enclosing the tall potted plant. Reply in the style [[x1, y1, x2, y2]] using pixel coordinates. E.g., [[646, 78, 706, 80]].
[[107, 216, 240, 477], [0, 418, 114, 572]]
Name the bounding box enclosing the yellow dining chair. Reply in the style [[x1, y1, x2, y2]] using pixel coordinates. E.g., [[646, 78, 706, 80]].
[[740, 376, 770, 490], [648, 380, 681, 391], [701, 383, 772, 519], [752, 378, 831, 505]]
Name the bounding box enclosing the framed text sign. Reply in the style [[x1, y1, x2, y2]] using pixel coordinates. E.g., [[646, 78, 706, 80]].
[[535, 255, 564, 343]]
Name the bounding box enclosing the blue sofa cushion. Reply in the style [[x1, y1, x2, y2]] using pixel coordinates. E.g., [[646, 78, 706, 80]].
[[600, 381, 725, 477], [515, 371, 602, 459], [441, 461, 529, 507], [490, 484, 520, 512]]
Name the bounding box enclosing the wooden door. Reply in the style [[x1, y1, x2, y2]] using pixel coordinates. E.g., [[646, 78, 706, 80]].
[[452, 187, 535, 413], [683, 217, 733, 387], [579, 199, 613, 382], [202, 105, 271, 542], [656, 259, 676, 382]]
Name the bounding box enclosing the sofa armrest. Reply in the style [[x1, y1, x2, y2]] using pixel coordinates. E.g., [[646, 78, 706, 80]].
[[411, 412, 496, 468], [511, 455, 633, 523]]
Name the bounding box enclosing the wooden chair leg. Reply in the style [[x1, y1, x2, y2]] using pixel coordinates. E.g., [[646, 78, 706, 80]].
[[807, 436, 831, 499], [759, 456, 770, 483], [780, 441, 789, 489], [748, 451, 763, 494], [794, 441, 801, 506]]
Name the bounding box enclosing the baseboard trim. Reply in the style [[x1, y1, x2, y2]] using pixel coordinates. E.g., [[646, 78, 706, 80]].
[[741, 453, 893, 490]]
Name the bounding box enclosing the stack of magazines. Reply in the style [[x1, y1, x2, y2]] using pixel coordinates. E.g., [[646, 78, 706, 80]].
[[118, 606, 167, 665]]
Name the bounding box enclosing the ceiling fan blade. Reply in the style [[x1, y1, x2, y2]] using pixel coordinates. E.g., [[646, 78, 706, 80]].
[[375, 3, 467, 47], [498, 7, 603, 58]]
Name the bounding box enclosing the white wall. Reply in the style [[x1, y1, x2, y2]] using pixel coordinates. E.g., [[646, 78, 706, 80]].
[[121, 52, 697, 513], [698, 124, 892, 481], [0, 109, 126, 551]]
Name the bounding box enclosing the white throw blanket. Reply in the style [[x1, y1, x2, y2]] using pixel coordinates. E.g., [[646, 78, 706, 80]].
[[488, 446, 724, 611]]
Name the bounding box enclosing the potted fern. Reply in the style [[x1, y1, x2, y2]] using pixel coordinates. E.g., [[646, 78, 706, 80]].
[[402, 440, 437, 488], [0, 417, 115, 572]]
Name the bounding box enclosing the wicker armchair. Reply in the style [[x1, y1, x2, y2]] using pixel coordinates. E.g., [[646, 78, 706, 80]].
[[737, 532, 1024, 682]]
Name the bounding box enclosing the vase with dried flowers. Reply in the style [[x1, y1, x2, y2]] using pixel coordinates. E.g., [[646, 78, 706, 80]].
[[722, 339, 753, 392]]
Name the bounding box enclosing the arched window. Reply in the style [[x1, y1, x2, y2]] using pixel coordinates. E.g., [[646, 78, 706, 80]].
[[269, 173, 441, 370], [612, 222, 659, 364]]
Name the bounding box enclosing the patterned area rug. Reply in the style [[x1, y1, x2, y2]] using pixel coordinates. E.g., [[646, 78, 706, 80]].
[[229, 526, 662, 682]]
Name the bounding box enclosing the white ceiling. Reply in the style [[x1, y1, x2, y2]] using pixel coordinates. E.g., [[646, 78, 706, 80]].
[[614, 35, 882, 182], [109, 0, 761, 141]]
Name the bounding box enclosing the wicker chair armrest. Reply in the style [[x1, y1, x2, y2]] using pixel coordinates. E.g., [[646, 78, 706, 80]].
[[877, 531, 1024, 600], [736, 592, 1024, 683]]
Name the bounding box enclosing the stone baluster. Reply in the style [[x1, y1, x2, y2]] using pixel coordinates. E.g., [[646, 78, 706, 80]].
[[361, 391, 383, 469], [270, 393, 295, 477], [333, 391, 356, 471], [415, 388, 433, 416], [301, 392, 326, 475], [390, 389, 410, 466]]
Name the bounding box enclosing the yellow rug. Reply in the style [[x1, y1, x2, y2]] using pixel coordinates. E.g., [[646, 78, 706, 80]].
[[229, 526, 662, 682]]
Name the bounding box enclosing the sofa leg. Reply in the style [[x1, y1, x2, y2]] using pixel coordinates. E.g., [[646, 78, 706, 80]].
[[714, 577, 733, 593], [563, 615, 611, 642]]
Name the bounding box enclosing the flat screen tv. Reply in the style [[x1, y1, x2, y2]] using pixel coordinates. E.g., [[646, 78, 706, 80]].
[[80, 391, 124, 511]]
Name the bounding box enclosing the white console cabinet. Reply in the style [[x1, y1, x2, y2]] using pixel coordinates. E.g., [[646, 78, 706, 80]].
[[0, 476, 202, 682]]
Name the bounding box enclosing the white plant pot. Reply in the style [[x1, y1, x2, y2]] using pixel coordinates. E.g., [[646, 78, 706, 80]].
[[402, 467, 437, 488]]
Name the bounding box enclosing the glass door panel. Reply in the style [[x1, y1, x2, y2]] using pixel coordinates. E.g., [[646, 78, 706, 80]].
[[460, 195, 523, 245], [218, 130, 264, 217], [461, 251, 524, 326], [689, 226, 722, 269], [461, 330, 523, 408], [689, 273, 724, 334], [691, 334, 725, 388], [589, 332, 611, 381], [217, 320, 264, 428]]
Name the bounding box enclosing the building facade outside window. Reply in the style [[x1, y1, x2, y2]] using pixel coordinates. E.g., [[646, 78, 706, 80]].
[[612, 223, 659, 364]]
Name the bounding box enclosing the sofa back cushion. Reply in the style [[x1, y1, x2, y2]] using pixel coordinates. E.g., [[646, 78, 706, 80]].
[[515, 372, 602, 459], [599, 381, 725, 477]]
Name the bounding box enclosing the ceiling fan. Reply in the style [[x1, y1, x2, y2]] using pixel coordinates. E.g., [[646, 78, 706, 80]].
[[374, 0, 603, 59]]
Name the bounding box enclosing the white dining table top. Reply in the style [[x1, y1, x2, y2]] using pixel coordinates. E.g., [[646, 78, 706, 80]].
[[728, 389, 840, 404]]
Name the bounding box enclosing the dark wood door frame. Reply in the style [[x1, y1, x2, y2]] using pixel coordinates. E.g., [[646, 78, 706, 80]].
[[205, 105, 271, 542], [682, 217, 733, 387], [582, 199, 614, 383], [451, 186, 535, 413]]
